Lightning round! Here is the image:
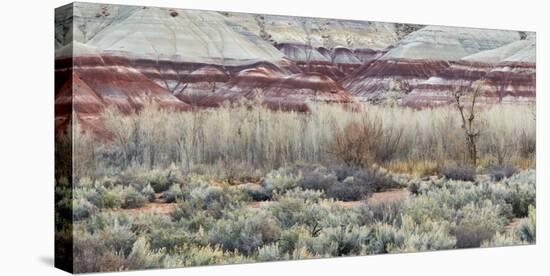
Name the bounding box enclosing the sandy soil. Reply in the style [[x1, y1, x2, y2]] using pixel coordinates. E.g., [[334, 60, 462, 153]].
[[504, 217, 523, 231], [115, 184, 410, 214], [338, 188, 410, 208], [117, 192, 177, 215], [121, 202, 178, 215], [246, 201, 265, 208]]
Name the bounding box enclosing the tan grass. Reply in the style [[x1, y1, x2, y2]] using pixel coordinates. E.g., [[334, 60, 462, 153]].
[[74, 101, 536, 177]]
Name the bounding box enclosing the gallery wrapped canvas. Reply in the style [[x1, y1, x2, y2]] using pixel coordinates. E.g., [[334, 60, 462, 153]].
[[55, 2, 536, 273]]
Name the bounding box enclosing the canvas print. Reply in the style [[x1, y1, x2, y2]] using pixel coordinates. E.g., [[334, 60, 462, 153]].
[[55, 2, 536, 273]]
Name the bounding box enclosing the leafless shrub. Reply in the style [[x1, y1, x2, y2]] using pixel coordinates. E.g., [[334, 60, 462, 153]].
[[330, 117, 403, 167], [484, 130, 514, 165], [74, 101, 534, 178], [518, 129, 536, 159]]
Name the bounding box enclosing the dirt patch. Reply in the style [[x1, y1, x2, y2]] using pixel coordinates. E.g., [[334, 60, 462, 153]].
[[120, 202, 178, 215], [231, 182, 262, 190], [337, 188, 409, 208], [246, 201, 265, 208], [369, 188, 409, 203], [338, 200, 366, 208], [504, 218, 523, 232], [114, 192, 178, 215]]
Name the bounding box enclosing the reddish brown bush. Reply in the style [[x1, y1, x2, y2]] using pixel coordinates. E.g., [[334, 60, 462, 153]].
[[330, 118, 403, 167]]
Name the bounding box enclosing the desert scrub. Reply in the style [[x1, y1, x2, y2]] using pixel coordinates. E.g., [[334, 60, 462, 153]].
[[240, 183, 272, 201], [73, 221, 163, 272], [486, 164, 518, 181], [146, 224, 190, 252], [170, 201, 194, 222], [184, 181, 248, 218], [356, 200, 404, 225], [260, 167, 302, 197], [73, 230, 119, 273], [249, 163, 364, 200], [305, 225, 373, 256], [96, 187, 123, 209], [453, 201, 507, 248], [141, 184, 156, 202], [209, 208, 282, 255], [257, 243, 286, 261], [122, 187, 148, 209], [516, 205, 536, 243], [156, 243, 253, 267], [492, 170, 535, 217], [147, 171, 175, 193], [266, 192, 321, 228], [190, 185, 226, 208], [394, 215, 456, 252], [262, 164, 400, 201], [276, 188, 325, 203], [161, 184, 183, 203], [74, 217, 137, 260], [366, 223, 405, 254], [73, 198, 97, 221], [138, 166, 184, 193], [69, 168, 536, 272], [482, 232, 526, 247], [482, 205, 535, 247], [327, 177, 369, 201], [405, 178, 496, 219], [407, 179, 422, 195], [81, 185, 147, 210], [126, 237, 163, 270], [297, 165, 338, 192], [399, 172, 535, 249], [440, 164, 476, 181], [101, 222, 137, 255]]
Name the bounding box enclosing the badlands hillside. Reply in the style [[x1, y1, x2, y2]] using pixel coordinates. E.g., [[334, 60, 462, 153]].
[[55, 2, 536, 131]]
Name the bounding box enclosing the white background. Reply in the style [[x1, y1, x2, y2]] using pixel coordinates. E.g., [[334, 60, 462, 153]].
[[0, 0, 548, 274]]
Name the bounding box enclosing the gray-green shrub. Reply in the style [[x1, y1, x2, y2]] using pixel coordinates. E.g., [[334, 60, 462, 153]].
[[257, 243, 286, 261], [454, 201, 505, 248], [209, 209, 282, 255], [122, 187, 148, 209], [141, 184, 156, 202], [73, 198, 97, 221], [486, 164, 518, 181], [441, 165, 476, 181], [516, 205, 536, 243]]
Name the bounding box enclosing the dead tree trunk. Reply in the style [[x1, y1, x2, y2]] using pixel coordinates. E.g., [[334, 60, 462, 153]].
[[453, 85, 481, 167]]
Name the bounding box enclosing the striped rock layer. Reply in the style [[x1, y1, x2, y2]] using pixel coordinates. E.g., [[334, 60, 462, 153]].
[[55, 3, 536, 136]]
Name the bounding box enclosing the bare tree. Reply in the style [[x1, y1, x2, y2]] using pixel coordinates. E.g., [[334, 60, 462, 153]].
[[452, 85, 481, 167]]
